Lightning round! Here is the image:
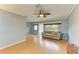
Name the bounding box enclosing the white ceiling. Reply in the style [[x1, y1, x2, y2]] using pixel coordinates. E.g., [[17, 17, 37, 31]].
[[0, 4, 76, 22]]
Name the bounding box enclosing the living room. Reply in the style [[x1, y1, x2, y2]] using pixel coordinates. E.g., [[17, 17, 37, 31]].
[[0, 4, 79, 54]]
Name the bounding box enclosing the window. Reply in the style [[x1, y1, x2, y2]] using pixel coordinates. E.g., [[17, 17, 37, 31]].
[[34, 25, 38, 30], [44, 23, 60, 32]]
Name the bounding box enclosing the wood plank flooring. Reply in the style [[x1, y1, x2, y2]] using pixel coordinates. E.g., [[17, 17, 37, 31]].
[[0, 34, 67, 54]]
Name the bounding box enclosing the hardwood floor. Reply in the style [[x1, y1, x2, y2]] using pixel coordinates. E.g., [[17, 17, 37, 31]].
[[0, 34, 67, 54]]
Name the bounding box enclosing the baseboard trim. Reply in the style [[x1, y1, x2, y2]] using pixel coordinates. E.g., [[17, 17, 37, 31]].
[[0, 39, 26, 50]]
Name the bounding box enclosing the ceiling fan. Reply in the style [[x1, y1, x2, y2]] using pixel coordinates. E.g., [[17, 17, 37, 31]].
[[34, 4, 51, 17]]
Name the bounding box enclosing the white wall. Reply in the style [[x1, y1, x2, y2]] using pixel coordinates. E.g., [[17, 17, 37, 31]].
[[68, 5, 79, 47], [0, 9, 27, 48]]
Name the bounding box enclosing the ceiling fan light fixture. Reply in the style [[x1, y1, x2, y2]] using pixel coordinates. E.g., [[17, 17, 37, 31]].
[[34, 4, 51, 18], [39, 14, 44, 17]]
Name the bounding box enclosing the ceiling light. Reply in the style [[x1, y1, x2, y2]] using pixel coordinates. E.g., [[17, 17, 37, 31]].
[[34, 4, 51, 17], [39, 14, 44, 17]]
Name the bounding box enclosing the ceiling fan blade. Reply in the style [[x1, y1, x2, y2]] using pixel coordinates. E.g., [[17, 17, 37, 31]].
[[34, 5, 51, 17], [43, 15, 47, 17], [44, 13, 51, 15]]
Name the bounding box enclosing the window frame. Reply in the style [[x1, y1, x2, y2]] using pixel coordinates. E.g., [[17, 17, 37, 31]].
[[44, 23, 61, 32]]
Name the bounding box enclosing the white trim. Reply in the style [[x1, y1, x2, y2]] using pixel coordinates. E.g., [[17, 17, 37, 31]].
[[0, 9, 26, 17], [0, 39, 26, 50]]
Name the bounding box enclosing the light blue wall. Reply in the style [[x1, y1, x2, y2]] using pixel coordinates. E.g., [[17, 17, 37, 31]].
[[29, 19, 68, 40], [29, 23, 39, 34], [58, 19, 69, 40], [0, 9, 27, 48]]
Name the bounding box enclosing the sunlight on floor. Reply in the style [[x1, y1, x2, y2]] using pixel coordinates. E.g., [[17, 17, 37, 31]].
[[33, 34, 66, 53], [0, 34, 67, 54]]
